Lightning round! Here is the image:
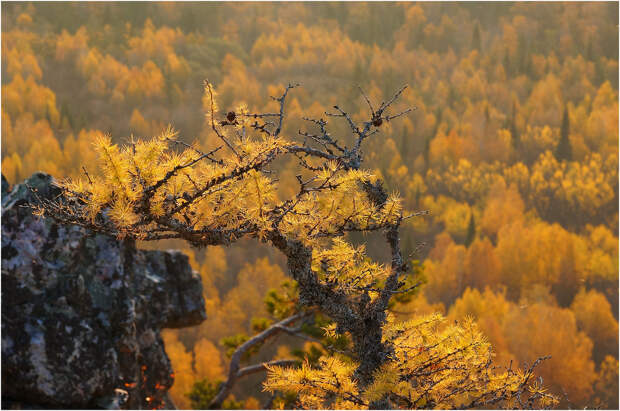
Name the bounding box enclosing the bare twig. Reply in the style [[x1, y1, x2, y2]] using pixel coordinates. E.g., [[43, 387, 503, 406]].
[[204, 80, 241, 159], [209, 311, 312, 408], [236, 359, 299, 379], [274, 82, 299, 137], [359, 86, 375, 116], [166, 137, 225, 165], [82, 166, 93, 185]]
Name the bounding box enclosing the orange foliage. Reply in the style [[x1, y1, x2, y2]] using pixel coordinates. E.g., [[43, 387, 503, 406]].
[[162, 331, 225, 409], [570, 288, 619, 364], [1, 2, 617, 407], [449, 288, 600, 406], [503, 302, 596, 405], [480, 180, 525, 239]]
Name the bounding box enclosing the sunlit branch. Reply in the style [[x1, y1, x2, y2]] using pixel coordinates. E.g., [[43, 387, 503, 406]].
[[209, 311, 313, 408], [236, 359, 299, 379], [168, 148, 280, 216]]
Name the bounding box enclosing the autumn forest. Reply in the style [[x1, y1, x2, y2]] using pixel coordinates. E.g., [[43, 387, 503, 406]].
[[1, 2, 618, 409]]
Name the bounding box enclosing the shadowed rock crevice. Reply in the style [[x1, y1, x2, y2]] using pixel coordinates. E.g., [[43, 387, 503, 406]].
[[1, 172, 206, 409]]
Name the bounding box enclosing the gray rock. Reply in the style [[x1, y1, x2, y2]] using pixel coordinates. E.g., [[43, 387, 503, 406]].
[[1, 173, 206, 409]]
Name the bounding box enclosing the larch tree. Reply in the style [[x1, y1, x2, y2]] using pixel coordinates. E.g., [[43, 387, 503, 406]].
[[34, 81, 556, 410]]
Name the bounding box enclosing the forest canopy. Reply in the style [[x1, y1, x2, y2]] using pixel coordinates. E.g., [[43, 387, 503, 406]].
[[1, 2, 618, 409]]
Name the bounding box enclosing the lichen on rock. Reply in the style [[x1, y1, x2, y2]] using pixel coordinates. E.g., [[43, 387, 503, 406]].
[[1, 172, 206, 409]]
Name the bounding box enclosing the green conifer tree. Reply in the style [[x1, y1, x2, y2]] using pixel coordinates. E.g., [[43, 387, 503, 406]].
[[503, 49, 511, 77], [510, 101, 520, 151], [472, 22, 481, 51], [555, 105, 572, 161]]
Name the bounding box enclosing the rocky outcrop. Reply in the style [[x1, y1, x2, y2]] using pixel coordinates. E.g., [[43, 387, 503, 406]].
[[1, 173, 206, 409]]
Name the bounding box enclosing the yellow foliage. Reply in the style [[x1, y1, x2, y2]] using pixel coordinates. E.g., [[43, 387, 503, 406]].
[[3, 47, 42, 80], [193, 339, 225, 381], [448, 288, 514, 366], [265, 313, 557, 409], [127, 20, 185, 65], [2, 75, 60, 126], [423, 238, 467, 306], [312, 238, 389, 293], [2, 152, 22, 185], [1, 5, 616, 407], [161, 330, 195, 410], [448, 288, 599, 406], [55, 28, 89, 61], [17, 12, 33, 26], [264, 356, 361, 409], [429, 130, 478, 170], [463, 238, 501, 290], [222, 257, 287, 331], [495, 219, 586, 300]]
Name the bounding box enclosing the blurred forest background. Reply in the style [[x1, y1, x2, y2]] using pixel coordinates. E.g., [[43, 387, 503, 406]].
[[1, 2, 618, 409]]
